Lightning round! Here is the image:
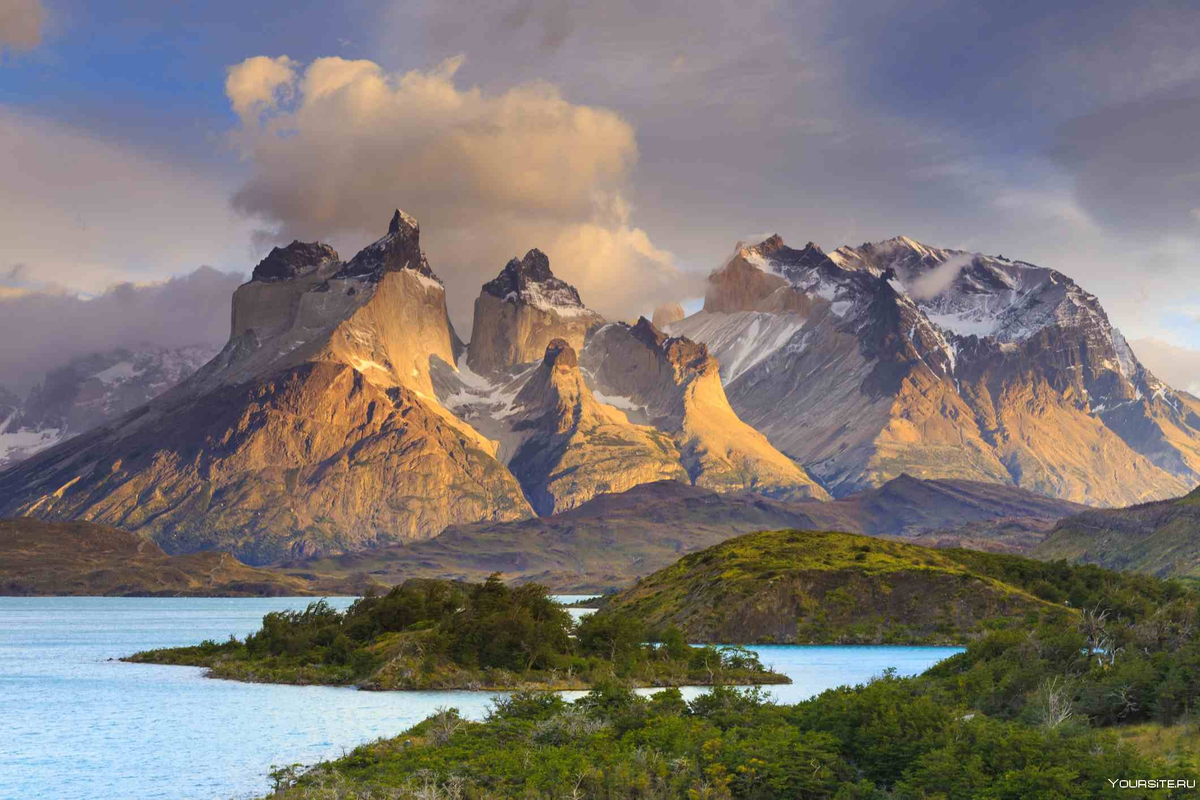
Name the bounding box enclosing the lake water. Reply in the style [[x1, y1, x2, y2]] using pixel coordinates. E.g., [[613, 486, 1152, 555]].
[[0, 596, 963, 800]]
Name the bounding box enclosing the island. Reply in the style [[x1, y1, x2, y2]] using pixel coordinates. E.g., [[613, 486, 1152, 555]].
[[125, 575, 789, 691]]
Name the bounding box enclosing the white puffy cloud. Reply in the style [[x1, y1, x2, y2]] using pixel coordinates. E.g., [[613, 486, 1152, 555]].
[[0, 0, 44, 52], [224, 55, 298, 119], [224, 54, 693, 332]]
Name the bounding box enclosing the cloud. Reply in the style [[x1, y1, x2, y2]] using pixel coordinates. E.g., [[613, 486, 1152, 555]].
[[904, 253, 975, 300], [1130, 337, 1200, 396], [224, 53, 693, 332], [0, 0, 45, 52], [224, 55, 298, 119], [0, 107, 255, 295], [0, 267, 243, 395]]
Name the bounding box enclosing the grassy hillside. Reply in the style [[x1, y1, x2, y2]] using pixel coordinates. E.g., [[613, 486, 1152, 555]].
[[0, 517, 381, 596], [600, 529, 1170, 644], [1035, 486, 1200, 578]]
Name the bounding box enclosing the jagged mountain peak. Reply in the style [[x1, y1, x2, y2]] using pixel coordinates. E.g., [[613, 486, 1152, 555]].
[[338, 208, 440, 284], [481, 248, 587, 313], [252, 241, 339, 282], [388, 208, 418, 236], [467, 250, 601, 374]]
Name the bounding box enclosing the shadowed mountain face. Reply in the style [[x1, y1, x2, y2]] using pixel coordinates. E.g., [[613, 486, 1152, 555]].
[[0, 517, 378, 596], [504, 339, 687, 516], [275, 476, 1084, 592], [667, 235, 1200, 506], [1035, 487, 1200, 578]]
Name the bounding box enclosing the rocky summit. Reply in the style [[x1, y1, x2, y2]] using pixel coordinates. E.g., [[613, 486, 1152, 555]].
[[466, 248, 603, 375], [0, 211, 532, 564], [667, 234, 1200, 506], [3, 208, 1197, 564]]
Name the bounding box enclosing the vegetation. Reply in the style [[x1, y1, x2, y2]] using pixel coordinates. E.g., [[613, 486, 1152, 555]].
[[601, 529, 1184, 645], [262, 563, 1200, 798], [126, 576, 787, 690], [1036, 485, 1200, 578]]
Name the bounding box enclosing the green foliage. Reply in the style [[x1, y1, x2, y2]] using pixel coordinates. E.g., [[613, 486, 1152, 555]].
[[268, 670, 1191, 800], [128, 575, 785, 691]]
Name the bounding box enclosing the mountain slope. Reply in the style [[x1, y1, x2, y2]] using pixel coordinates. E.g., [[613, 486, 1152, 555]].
[[582, 318, 830, 500], [599, 529, 1064, 644], [668, 234, 1198, 505], [0, 211, 533, 563], [1034, 487, 1200, 577], [276, 476, 1081, 591], [0, 517, 378, 596], [0, 344, 220, 469], [504, 339, 687, 515]]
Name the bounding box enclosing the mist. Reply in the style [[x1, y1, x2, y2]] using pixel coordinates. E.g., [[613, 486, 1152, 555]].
[[0, 266, 242, 395]]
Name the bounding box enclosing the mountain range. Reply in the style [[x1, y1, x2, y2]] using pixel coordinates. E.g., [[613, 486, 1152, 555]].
[[271, 476, 1085, 592], [668, 235, 1200, 505], [0, 208, 1195, 565], [0, 345, 219, 469]]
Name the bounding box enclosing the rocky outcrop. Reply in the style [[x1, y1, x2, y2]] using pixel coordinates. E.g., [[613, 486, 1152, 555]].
[[0, 210, 533, 563], [582, 318, 830, 500], [678, 233, 1200, 505], [252, 241, 340, 282], [651, 302, 685, 329], [505, 339, 687, 515], [466, 249, 603, 375]]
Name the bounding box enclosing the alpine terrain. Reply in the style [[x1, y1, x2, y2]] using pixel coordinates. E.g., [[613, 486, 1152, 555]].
[[0, 345, 219, 469], [0, 209, 825, 562], [667, 235, 1200, 505]]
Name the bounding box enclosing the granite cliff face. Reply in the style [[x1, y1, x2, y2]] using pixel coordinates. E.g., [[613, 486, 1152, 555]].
[[504, 339, 686, 515], [581, 318, 830, 500], [0, 211, 532, 563], [668, 235, 1200, 505], [466, 249, 603, 375]]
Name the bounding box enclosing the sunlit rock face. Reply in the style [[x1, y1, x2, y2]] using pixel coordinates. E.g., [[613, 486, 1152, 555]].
[[671, 233, 1200, 505], [0, 211, 532, 564], [466, 249, 603, 376]]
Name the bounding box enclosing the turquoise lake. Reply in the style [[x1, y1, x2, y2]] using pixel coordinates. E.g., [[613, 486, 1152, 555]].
[[0, 596, 963, 799]]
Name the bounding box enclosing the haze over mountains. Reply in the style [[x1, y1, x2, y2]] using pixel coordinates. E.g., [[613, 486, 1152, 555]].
[[0, 345, 220, 469], [0, 208, 1196, 566]]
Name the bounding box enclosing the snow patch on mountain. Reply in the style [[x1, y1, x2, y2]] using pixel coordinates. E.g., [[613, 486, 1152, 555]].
[[666, 310, 807, 384]]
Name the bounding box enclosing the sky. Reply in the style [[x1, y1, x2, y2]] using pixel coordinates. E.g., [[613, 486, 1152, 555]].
[[1, 0, 1198, 392]]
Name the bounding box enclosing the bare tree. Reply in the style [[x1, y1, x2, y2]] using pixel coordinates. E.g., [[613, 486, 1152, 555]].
[[427, 707, 464, 746], [1036, 676, 1075, 729]]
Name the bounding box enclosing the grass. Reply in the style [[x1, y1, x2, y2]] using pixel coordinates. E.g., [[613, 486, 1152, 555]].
[[1119, 722, 1200, 770]]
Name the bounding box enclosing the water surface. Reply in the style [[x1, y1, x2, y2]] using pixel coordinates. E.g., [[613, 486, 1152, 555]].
[[0, 596, 961, 799]]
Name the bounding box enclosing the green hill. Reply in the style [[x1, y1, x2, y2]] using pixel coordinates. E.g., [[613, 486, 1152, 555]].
[[599, 529, 1164, 644], [1035, 487, 1200, 578]]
